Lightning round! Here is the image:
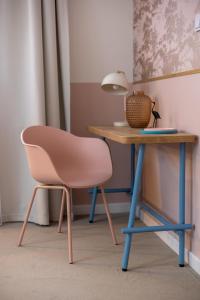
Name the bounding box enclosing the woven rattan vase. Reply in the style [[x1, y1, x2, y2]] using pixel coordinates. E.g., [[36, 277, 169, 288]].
[[126, 91, 151, 128]]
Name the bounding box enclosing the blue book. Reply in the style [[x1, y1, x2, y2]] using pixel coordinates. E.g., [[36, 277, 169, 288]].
[[140, 128, 178, 134]]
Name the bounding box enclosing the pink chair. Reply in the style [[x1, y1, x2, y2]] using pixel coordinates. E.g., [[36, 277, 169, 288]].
[[18, 125, 117, 263]]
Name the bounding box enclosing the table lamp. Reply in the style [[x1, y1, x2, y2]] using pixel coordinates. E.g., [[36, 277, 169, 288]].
[[101, 71, 129, 127]]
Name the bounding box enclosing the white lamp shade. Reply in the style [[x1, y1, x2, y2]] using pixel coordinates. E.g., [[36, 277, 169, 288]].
[[101, 71, 129, 95]]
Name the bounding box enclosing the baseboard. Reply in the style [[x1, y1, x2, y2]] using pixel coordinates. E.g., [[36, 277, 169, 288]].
[[1, 202, 130, 224], [2, 213, 26, 223], [1, 214, 48, 225], [140, 208, 200, 275], [73, 202, 130, 215], [189, 252, 200, 275]]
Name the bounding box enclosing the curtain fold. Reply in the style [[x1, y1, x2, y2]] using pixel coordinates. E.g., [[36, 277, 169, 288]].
[[0, 0, 70, 224]]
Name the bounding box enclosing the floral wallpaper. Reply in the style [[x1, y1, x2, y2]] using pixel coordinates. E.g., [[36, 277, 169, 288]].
[[133, 0, 200, 81]]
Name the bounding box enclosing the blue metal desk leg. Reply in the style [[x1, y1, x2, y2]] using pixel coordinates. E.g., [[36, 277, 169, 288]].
[[179, 143, 186, 267], [89, 187, 98, 223], [122, 144, 145, 271], [130, 144, 135, 195], [89, 137, 106, 222]]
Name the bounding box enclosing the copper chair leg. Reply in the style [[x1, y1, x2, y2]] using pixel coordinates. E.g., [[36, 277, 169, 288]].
[[100, 185, 118, 245], [58, 189, 65, 233], [18, 186, 38, 246], [70, 188, 74, 221], [65, 187, 73, 264]]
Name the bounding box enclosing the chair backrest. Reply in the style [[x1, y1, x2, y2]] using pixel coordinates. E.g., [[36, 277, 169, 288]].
[[21, 126, 62, 184], [21, 126, 112, 185]]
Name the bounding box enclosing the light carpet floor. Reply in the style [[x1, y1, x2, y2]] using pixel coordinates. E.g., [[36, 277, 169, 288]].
[[0, 214, 200, 300]]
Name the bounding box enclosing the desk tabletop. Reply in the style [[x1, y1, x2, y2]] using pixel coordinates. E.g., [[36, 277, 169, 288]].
[[88, 126, 197, 145]]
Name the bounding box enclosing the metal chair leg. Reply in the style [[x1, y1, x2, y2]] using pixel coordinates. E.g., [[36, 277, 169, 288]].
[[65, 187, 73, 264], [100, 185, 118, 245], [18, 186, 38, 246], [69, 188, 74, 221], [58, 189, 65, 233]]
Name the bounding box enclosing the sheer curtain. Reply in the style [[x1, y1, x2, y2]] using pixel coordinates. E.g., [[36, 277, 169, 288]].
[[0, 0, 70, 225]]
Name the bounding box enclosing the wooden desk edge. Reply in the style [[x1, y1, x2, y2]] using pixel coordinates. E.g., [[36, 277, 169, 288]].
[[88, 126, 198, 144]]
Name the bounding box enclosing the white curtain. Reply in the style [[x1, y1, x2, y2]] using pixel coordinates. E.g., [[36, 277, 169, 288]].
[[0, 0, 70, 225]]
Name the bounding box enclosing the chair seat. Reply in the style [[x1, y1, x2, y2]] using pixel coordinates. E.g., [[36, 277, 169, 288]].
[[60, 169, 111, 188]]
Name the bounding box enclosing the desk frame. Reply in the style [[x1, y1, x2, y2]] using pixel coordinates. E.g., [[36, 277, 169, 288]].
[[88, 127, 196, 271]]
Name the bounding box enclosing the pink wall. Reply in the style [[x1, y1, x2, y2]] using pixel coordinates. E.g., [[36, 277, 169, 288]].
[[133, 0, 200, 81], [133, 0, 200, 259], [69, 0, 200, 262], [69, 0, 133, 207], [135, 73, 200, 257], [71, 83, 131, 205]]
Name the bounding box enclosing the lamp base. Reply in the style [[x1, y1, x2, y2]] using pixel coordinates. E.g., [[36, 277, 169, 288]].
[[113, 121, 128, 127]]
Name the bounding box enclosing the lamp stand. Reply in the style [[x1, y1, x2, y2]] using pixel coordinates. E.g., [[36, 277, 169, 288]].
[[113, 121, 128, 127], [113, 95, 128, 127]]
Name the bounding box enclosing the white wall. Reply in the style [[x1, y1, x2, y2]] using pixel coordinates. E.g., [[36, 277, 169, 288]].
[[68, 0, 133, 82]]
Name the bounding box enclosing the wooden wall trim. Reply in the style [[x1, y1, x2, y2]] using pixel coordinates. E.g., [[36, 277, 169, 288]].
[[133, 69, 200, 84]]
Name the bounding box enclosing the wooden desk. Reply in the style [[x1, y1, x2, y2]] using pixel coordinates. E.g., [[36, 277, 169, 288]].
[[88, 126, 197, 271], [88, 126, 197, 144]]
